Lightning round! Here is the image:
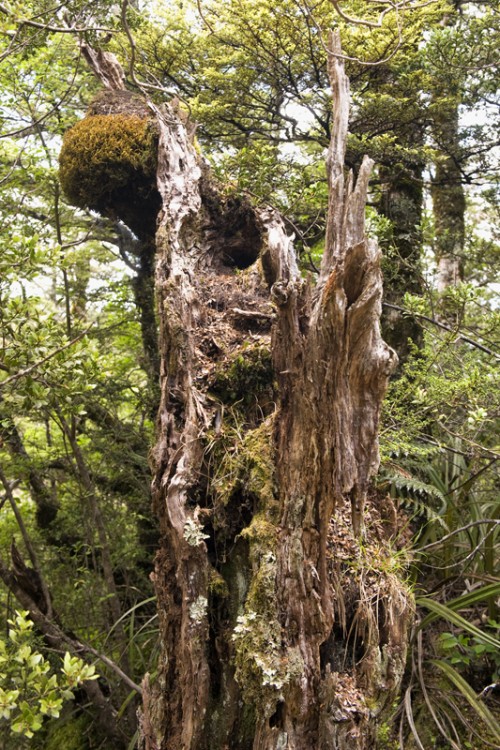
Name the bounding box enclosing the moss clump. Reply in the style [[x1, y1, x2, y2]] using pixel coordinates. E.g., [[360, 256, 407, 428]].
[[211, 345, 274, 413], [211, 416, 277, 515], [208, 568, 229, 598], [34, 712, 91, 750], [59, 114, 160, 238]]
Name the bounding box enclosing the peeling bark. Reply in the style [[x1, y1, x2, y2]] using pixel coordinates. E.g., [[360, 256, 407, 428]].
[[80, 44, 127, 90]]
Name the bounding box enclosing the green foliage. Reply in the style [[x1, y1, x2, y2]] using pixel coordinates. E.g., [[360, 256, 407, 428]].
[[0, 20, 157, 738], [430, 660, 500, 744], [418, 599, 500, 652], [376, 719, 398, 750], [0, 611, 97, 740], [439, 622, 500, 681]]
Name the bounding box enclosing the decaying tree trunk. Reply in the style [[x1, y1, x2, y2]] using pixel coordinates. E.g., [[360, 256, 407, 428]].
[[138, 32, 412, 750], [79, 31, 413, 750]]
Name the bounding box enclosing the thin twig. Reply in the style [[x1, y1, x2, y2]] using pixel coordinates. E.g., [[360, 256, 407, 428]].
[[231, 307, 274, 320], [477, 683, 500, 700], [0, 4, 114, 34], [438, 423, 500, 459], [330, 0, 438, 29], [383, 302, 500, 358], [442, 457, 499, 497], [196, 0, 215, 34], [121, 0, 138, 87], [418, 519, 500, 551], [1, 47, 83, 138], [303, 0, 407, 66], [79, 642, 142, 695]]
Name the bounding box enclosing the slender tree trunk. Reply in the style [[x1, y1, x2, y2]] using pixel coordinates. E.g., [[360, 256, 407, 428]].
[[430, 8, 466, 302], [378, 156, 424, 361], [140, 33, 413, 750], [0, 395, 59, 527], [431, 100, 465, 296]]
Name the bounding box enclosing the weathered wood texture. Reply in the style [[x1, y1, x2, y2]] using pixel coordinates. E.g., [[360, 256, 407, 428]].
[[79, 34, 412, 750]]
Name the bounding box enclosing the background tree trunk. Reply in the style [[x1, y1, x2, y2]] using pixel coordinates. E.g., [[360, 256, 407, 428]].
[[378, 156, 424, 362], [141, 33, 413, 750], [430, 6, 466, 304], [431, 100, 466, 296]]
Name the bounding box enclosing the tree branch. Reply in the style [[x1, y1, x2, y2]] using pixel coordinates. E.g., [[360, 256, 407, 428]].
[[0, 465, 53, 617], [383, 302, 500, 358], [418, 519, 500, 551], [0, 4, 114, 34]]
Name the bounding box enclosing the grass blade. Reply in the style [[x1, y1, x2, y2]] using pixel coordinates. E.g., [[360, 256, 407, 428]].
[[418, 597, 500, 649], [430, 659, 500, 743]]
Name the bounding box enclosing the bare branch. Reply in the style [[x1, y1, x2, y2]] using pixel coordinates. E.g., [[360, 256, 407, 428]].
[[302, 0, 406, 66], [121, 0, 138, 86], [330, 0, 439, 29], [383, 302, 500, 358], [330, 0, 398, 29], [80, 44, 126, 89], [0, 3, 114, 34], [0, 553, 141, 695], [418, 519, 500, 551], [195, 0, 215, 34]]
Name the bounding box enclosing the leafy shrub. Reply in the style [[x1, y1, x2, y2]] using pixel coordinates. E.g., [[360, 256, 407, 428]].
[[0, 611, 97, 740]]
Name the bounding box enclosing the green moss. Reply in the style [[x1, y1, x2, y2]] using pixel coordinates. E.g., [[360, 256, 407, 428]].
[[231, 491, 286, 709], [206, 413, 290, 713], [208, 568, 229, 598], [232, 523, 304, 713], [35, 712, 91, 750], [211, 416, 277, 516], [240, 515, 276, 546], [242, 422, 277, 512], [231, 549, 282, 710], [59, 114, 160, 238], [211, 345, 274, 411]]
